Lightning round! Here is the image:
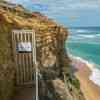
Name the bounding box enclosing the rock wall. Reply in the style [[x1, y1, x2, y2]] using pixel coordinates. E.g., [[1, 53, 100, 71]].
[[0, 13, 15, 100], [0, 1, 85, 100], [35, 25, 85, 100]]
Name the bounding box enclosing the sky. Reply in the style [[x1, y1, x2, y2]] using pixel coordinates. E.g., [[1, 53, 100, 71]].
[[5, 0, 100, 27]]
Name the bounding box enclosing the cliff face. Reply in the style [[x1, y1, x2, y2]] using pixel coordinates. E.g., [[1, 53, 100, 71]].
[[0, 1, 85, 100]]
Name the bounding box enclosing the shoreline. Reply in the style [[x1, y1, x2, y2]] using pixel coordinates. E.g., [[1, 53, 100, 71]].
[[71, 57, 100, 100]]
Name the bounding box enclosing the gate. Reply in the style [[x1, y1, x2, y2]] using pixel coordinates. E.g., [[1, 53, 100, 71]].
[[12, 30, 35, 85]]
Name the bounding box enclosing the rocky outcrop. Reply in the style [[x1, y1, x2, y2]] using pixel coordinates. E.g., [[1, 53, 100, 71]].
[[0, 1, 85, 100]]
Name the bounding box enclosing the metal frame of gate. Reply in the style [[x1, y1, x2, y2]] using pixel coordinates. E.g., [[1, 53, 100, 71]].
[[12, 30, 35, 85]]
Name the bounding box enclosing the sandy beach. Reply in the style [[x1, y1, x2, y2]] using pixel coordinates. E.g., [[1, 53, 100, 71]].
[[72, 58, 100, 100]]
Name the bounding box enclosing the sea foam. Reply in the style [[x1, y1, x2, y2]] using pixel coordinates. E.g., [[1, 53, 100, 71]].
[[90, 68, 100, 86], [78, 34, 95, 38]]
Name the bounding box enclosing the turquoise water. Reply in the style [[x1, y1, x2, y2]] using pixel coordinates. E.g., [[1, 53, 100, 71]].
[[66, 27, 100, 69]]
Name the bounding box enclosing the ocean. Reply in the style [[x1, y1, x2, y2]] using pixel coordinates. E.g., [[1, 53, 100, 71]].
[[65, 27, 100, 86]]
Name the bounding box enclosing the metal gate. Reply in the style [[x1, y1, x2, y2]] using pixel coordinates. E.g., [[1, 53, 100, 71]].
[[12, 30, 35, 85]]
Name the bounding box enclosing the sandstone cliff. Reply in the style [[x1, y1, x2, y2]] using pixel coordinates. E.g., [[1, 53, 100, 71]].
[[0, 1, 85, 100]]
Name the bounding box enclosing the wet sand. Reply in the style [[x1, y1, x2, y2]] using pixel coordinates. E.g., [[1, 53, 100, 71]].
[[72, 59, 100, 100]]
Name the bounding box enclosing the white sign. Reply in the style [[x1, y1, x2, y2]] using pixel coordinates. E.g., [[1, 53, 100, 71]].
[[17, 42, 32, 52]]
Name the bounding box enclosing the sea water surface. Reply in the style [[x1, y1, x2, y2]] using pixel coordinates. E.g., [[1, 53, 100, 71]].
[[65, 27, 100, 86]]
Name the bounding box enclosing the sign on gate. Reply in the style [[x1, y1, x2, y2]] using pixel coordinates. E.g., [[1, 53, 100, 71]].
[[17, 42, 32, 52]]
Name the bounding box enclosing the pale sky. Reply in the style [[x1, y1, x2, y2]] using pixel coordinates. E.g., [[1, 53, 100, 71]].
[[5, 0, 100, 27]]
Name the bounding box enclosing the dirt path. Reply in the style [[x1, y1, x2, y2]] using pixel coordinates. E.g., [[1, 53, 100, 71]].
[[13, 86, 36, 100]]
